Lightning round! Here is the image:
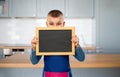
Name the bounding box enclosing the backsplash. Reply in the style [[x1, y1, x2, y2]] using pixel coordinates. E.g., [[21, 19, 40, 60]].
[[0, 18, 95, 47]]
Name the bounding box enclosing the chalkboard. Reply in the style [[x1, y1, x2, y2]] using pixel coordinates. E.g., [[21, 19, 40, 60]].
[[36, 27, 75, 55]]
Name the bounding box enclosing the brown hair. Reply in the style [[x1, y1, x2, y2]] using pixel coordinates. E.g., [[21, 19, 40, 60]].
[[48, 10, 63, 17]]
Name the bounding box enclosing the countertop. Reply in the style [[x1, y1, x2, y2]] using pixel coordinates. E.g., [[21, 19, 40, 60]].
[[0, 53, 120, 68], [0, 45, 96, 50]]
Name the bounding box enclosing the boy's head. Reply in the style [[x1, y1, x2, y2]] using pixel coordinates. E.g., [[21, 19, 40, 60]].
[[46, 10, 65, 27]]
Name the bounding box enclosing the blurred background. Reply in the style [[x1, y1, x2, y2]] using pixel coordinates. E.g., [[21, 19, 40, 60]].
[[0, 0, 120, 77]]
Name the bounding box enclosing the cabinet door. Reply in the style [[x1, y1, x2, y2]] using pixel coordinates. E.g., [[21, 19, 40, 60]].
[[66, 0, 94, 18], [10, 0, 36, 17], [0, 0, 9, 17], [37, 0, 65, 18], [0, 49, 4, 59]]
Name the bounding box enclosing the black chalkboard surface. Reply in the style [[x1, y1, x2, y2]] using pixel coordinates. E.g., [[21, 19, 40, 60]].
[[36, 27, 75, 55]]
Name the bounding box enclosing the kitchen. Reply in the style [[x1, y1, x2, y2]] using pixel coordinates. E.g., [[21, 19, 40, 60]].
[[0, 0, 120, 77]]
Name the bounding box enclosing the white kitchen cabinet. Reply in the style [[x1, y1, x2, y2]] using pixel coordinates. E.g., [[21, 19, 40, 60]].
[[9, 0, 36, 17], [3, 0, 94, 18], [66, 0, 94, 18], [37, 0, 65, 18]]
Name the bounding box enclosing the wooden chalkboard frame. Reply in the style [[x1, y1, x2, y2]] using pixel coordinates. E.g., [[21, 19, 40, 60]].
[[36, 27, 75, 55]]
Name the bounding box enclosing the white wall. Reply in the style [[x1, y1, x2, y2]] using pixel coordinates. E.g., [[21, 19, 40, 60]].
[[95, 0, 120, 52], [0, 18, 95, 47]]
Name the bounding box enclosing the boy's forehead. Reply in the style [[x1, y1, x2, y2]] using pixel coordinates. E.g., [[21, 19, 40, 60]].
[[47, 15, 64, 21]]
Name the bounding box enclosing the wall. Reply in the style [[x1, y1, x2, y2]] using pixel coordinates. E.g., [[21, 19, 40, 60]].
[[0, 19, 94, 46], [95, 0, 120, 53]]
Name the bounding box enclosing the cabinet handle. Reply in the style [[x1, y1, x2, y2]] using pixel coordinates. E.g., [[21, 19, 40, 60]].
[[2, 4, 6, 14]]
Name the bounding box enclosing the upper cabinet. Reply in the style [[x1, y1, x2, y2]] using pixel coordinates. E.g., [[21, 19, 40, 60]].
[[0, 0, 94, 18], [9, 0, 36, 17], [0, 0, 9, 17], [37, 0, 65, 18], [66, 0, 94, 18]]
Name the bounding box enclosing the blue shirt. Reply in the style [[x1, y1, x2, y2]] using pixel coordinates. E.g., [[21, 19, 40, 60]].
[[30, 47, 85, 77]]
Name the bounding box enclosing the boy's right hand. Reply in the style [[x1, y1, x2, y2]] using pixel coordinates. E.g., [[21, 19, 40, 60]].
[[31, 37, 38, 51]]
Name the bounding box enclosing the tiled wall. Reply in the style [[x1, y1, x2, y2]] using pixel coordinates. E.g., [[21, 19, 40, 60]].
[[0, 18, 95, 46]]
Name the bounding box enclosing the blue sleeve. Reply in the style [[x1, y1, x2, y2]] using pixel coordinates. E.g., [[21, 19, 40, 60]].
[[74, 47, 85, 61], [30, 50, 42, 64]]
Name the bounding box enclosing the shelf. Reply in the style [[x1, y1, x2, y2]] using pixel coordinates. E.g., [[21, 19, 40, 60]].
[[0, 45, 96, 50]]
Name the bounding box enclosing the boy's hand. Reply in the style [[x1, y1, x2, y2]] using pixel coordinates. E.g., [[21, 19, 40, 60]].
[[71, 35, 80, 48], [31, 37, 38, 50]]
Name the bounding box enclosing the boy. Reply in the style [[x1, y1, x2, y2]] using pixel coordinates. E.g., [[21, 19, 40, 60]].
[[30, 10, 85, 77]]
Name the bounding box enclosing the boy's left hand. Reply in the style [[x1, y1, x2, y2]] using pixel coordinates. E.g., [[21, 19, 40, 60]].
[[71, 35, 80, 48]]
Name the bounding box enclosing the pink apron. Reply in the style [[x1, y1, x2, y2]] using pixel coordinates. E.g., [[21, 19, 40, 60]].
[[45, 71, 68, 77]]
